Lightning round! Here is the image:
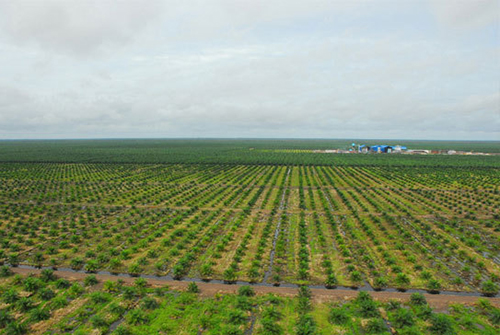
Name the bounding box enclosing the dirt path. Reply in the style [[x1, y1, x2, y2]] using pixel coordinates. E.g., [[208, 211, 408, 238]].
[[9, 267, 499, 311]]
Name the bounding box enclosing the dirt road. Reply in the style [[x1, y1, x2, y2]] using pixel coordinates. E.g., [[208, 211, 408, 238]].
[[9, 267, 499, 311]]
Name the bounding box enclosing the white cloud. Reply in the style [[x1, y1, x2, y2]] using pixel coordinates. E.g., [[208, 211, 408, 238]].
[[0, 0, 165, 56], [429, 0, 499, 31], [0, 0, 498, 140]]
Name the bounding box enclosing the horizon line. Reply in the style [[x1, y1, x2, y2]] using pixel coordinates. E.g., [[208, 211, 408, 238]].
[[1, 137, 499, 142]]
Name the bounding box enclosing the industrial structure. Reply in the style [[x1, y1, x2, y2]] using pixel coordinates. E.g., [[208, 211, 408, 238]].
[[355, 144, 407, 153], [311, 143, 494, 155]]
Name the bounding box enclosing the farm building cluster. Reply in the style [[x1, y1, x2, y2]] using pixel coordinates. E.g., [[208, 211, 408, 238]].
[[357, 144, 406, 153], [324, 143, 410, 154], [313, 143, 495, 155]]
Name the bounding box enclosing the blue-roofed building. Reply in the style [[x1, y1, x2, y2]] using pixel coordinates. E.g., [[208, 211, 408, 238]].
[[370, 145, 391, 153], [357, 144, 407, 153], [358, 144, 368, 153]]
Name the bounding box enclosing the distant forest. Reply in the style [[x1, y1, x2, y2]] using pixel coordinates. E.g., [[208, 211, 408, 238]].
[[0, 139, 498, 167]]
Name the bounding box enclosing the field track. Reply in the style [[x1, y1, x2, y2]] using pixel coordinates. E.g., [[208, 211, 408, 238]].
[[10, 267, 500, 311]]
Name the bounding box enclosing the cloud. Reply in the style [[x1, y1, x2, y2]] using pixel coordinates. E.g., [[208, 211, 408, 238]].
[[0, 1, 498, 140], [0, 0, 378, 56], [0, 0, 165, 56], [429, 0, 499, 31], [0, 85, 32, 108]]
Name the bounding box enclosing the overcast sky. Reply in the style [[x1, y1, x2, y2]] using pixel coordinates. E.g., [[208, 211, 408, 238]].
[[0, 0, 499, 140]]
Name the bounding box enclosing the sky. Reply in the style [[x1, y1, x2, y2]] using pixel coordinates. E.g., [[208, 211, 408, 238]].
[[0, 0, 499, 140]]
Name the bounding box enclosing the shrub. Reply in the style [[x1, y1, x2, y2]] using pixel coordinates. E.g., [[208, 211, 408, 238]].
[[386, 300, 401, 311], [236, 296, 252, 311], [8, 253, 19, 266], [30, 307, 50, 322], [427, 279, 442, 293], [128, 263, 141, 276], [429, 314, 455, 335], [398, 326, 423, 335], [393, 308, 415, 328], [69, 283, 84, 297], [325, 273, 338, 288], [109, 258, 122, 270], [84, 274, 98, 286], [481, 280, 499, 297], [91, 315, 109, 329], [395, 273, 410, 288], [298, 286, 312, 299], [200, 263, 213, 277], [415, 304, 433, 320], [0, 310, 14, 327], [221, 325, 244, 335], [365, 318, 386, 333], [154, 286, 169, 297], [358, 299, 379, 318], [227, 309, 246, 325], [11, 274, 22, 285], [4, 321, 27, 335], [109, 302, 126, 315], [40, 269, 56, 282], [70, 257, 84, 270], [23, 277, 42, 292], [122, 286, 137, 300], [55, 278, 71, 289], [103, 280, 120, 293], [187, 282, 200, 293], [90, 292, 109, 304], [260, 317, 283, 335], [2, 289, 19, 304], [84, 260, 99, 272], [16, 297, 34, 312], [39, 288, 55, 301], [134, 278, 147, 288], [476, 298, 492, 311], [373, 277, 387, 289], [296, 314, 317, 335], [247, 268, 259, 282], [223, 268, 237, 283], [141, 297, 159, 310], [50, 296, 68, 309], [0, 265, 13, 277], [356, 292, 379, 318], [350, 271, 362, 283], [262, 306, 282, 321], [409, 293, 427, 306], [489, 308, 500, 325], [297, 295, 312, 313], [114, 325, 132, 335], [266, 295, 283, 306], [127, 309, 149, 325], [356, 291, 373, 303], [238, 285, 255, 297], [328, 307, 349, 325]]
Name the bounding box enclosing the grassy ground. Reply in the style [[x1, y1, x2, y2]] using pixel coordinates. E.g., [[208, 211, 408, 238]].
[[0, 269, 499, 334]]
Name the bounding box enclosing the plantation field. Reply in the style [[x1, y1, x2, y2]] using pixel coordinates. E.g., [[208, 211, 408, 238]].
[[1, 162, 499, 295], [1, 269, 499, 335], [1, 139, 499, 166]]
